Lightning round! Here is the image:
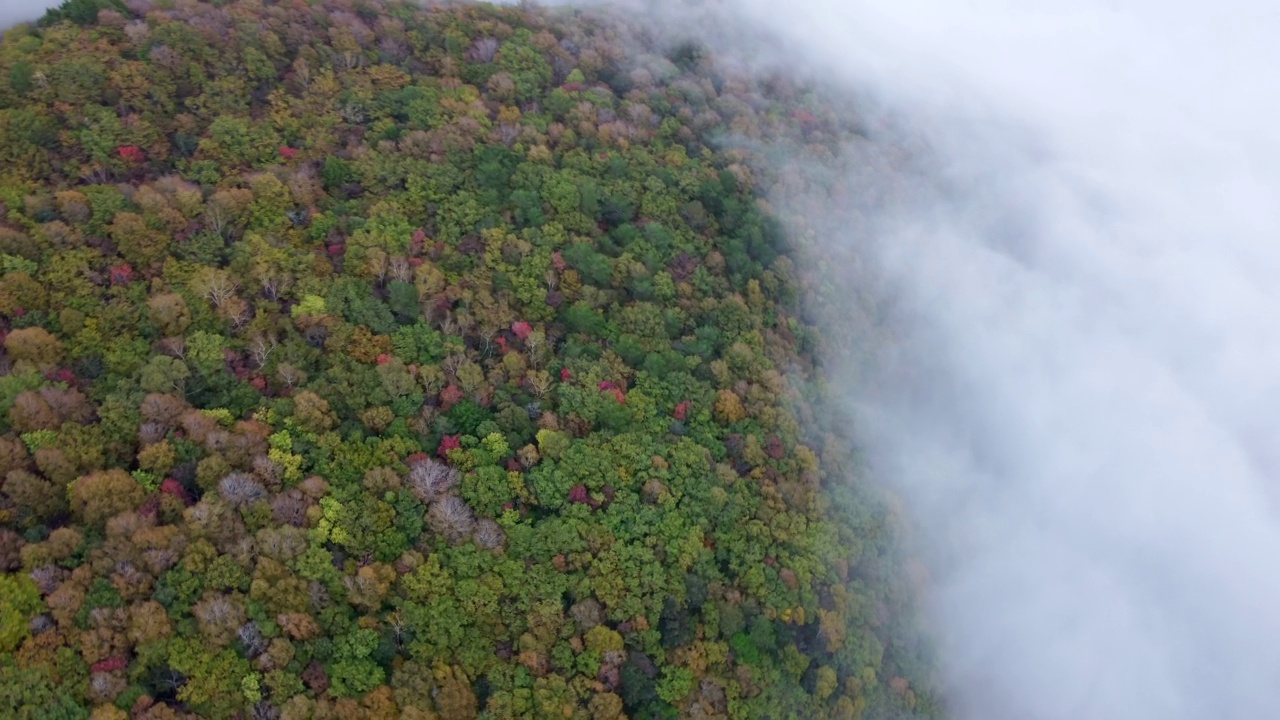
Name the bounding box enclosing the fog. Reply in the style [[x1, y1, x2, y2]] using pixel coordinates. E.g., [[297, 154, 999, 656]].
[[708, 1, 1280, 719], [0, 0, 60, 29]]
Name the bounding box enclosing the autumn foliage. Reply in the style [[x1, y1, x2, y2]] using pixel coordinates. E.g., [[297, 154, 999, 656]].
[[0, 0, 934, 718]]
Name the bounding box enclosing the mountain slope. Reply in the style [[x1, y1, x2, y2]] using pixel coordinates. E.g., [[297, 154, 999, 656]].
[[0, 1, 935, 718]]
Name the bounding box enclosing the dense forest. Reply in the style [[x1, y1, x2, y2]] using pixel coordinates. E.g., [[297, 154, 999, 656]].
[[0, 0, 936, 718]]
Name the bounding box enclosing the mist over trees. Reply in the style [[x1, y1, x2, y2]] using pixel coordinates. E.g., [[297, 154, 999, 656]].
[[680, 1, 1280, 719]]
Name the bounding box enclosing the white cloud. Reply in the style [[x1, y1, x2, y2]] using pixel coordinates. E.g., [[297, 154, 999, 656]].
[[713, 1, 1280, 718]]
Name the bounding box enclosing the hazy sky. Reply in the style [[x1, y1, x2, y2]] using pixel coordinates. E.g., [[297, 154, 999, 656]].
[[0, 0, 60, 29], [716, 1, 1280, 718]]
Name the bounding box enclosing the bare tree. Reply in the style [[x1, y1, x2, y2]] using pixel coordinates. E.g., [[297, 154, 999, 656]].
[[527, 370, 553, 399], [271, 490, 309, 528], [238, 622, 268, 657], [467, 37, 500, 63], [308, 581, 331, 610], [219, 473, 266, 508], [30, 564, 66, 595], [252, 455, 284, 492], [406, 459, 459, 505], [473, 518, 506, 551], [252, 702, 281, 720], [525, 330, 546, 368], [193, 593, 245, 645], [157, 336, 185, 359], [123, 19, 149, 46], [29, 614, 55, 636], [227, 300, 252, 331], [276, 363, 306, 390], [142, 548, 179, 575], [193, 268, 238, 307], [428, 494, 476, 545], [438, 312, 459, 336], [386, 608, 409, 645], [261, 275, 281, 301], [249, 334, 278, 369], [137, 421, 168, 446], [441, 353, 465, 378], [204, 201, 235, 238], [496, 123, 520, 147], [89, 672, 126, 703], [389, 256, 413, 283], [478, 327, 497, 357]]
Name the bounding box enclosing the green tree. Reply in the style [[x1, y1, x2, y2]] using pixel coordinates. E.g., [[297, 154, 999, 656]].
[[0, 574, 41, 653]]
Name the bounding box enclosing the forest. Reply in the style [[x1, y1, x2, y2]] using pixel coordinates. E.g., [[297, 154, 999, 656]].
[[0, 0, 937, 718]]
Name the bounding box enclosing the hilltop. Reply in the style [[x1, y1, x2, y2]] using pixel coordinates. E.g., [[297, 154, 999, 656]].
[[0, 1, 935, 718]]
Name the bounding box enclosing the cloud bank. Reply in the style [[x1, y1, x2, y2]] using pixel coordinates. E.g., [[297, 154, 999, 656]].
[[705, 1, 1280, 719]]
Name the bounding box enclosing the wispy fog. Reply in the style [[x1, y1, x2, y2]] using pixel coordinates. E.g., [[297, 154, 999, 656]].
[[716, 1, 1280, 718]]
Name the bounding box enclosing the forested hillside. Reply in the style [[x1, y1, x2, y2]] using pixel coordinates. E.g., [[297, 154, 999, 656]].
[[0, 1, 935, 718]]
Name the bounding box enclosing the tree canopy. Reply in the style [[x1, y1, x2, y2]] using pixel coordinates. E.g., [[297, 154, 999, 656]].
[[0, 1, 937, 718]]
